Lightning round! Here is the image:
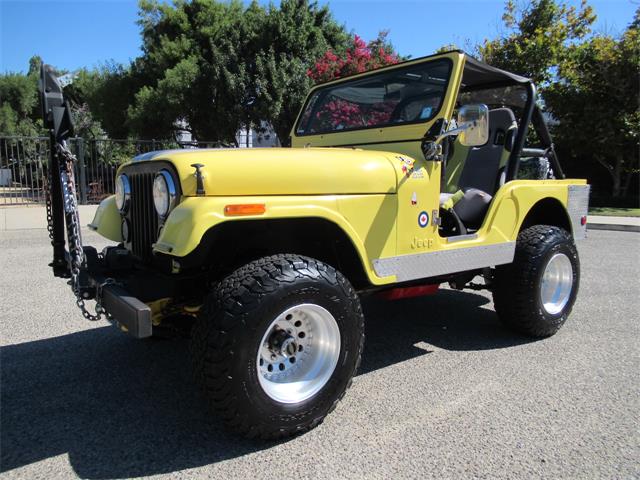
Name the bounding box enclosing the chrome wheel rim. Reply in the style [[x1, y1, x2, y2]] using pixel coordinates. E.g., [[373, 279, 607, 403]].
[[257, 304, 341, 404], [540, 253, 573, 315]]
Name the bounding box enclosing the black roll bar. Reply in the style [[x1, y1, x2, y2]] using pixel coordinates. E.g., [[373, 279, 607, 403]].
[[505, 81, 536, 182], [504, 83, 566, 181], [531, 106, 565, 179]]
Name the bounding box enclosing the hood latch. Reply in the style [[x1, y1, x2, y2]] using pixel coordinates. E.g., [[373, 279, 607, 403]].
[[191, 163, 205, 196]]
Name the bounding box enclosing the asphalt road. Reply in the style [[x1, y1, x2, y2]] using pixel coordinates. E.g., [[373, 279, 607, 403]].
[[1, 228, 638, 479]]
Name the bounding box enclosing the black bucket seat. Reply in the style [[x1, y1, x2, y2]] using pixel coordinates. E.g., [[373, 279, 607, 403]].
[[440, 108, 517, 229]]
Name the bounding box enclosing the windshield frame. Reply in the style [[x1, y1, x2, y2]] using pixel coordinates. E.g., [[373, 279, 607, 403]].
[[294, 57, 454, 137]]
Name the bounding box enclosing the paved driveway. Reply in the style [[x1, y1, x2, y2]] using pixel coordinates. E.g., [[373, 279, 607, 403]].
[[1, 229, 638, 479]]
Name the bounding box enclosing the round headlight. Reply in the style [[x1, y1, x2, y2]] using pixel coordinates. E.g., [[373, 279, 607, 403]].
[[115, 174, 130, 212], [153, 170, 177, 218]]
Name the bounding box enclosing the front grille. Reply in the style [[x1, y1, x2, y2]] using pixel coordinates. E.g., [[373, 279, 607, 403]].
[[129, 171, 159, 261]]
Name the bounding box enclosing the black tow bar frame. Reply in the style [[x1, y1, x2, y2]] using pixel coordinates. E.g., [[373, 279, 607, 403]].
[[39, 64, 153, 338], [40, 64, 74, 278]]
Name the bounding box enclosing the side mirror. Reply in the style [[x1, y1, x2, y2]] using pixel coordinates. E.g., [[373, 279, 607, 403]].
[[457, 104, 489, 147], [421, 104, 490, 161]]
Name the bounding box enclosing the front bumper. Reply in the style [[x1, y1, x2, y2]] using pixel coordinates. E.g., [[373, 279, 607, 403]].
[[81, 245, 170, 339], [101, 284, 152, 338]]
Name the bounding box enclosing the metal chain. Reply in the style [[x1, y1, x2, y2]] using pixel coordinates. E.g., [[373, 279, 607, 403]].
[[55, 141, 108, 321], [43, 160, 54, 241]]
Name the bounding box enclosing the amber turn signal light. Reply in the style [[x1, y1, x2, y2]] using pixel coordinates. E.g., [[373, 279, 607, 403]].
[[224, 204, 266, 216]]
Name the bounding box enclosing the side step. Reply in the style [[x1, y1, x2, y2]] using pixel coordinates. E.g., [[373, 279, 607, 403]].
[[101, 284, 152, 338]]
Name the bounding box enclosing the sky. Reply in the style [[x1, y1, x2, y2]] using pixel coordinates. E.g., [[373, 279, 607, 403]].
[[1, 0, 637, 74]]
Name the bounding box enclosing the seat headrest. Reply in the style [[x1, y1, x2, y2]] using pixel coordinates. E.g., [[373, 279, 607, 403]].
[[488, 108, 517, 150], [489, 107, 517, 127]]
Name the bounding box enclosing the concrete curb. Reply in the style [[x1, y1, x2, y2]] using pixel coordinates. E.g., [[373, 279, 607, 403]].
[[587, 215, 640, 233], [588, 223, 640, 233]]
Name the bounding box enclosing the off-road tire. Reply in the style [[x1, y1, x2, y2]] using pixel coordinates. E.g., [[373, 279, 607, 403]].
[[191, 254, 364, 439], [493, 225, 580, 338]]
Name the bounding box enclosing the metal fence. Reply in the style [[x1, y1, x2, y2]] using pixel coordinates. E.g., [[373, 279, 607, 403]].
[[0, 136, 225, 206]]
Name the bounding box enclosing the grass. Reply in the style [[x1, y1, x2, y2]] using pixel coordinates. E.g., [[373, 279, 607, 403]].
[[589, 207, 640, 217]]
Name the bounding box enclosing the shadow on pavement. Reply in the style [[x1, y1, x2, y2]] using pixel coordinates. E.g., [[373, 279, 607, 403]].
[[1, 289, 533, 478], [360, 289, 535, 373]]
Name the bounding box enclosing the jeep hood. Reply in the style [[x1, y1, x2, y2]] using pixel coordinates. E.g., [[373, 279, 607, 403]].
[[130, 148, 399, 196]]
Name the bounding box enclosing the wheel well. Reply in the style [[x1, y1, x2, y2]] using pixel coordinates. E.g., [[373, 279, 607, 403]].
[[520, 198, 572, 234], [197, 218, 370, 289]]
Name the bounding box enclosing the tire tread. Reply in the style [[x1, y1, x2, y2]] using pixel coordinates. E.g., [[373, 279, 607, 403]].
[[191, 254, 364, 439], [493, 225, 579, 338]]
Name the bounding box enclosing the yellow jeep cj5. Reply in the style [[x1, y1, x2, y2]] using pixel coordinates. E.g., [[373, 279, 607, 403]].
[[40, 51, 589, 438]]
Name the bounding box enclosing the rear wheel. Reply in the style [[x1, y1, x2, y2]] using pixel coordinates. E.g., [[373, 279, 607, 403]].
[[493, 225, 580, 337], [191, 254, 364, 439]]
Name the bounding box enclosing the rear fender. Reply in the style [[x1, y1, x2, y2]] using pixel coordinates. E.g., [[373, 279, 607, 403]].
[[481, 179, 588, 242]]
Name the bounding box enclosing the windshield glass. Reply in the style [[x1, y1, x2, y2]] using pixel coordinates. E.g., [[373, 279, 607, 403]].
[[295, 59, 452, 136]]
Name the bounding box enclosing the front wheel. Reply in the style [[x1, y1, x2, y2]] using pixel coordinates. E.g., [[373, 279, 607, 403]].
[[191, 254, 364, 439], [493, 225, 580, 337]]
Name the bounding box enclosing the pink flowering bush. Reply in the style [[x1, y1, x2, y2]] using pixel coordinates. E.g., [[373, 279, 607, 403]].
[[308, 35, 399, 83], [307, 34, 400, 131], [312, 98, 398, 130]]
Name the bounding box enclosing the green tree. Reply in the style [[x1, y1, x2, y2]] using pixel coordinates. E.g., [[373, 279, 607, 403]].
[[0, 62, 40, 136], [71, 63, 142, 139], [125, 0, 349, 145], [0, 55, 119, 146], [545, 15, 639, 198], [126, 0, 257, 143], [477, 0, 639, 199], [479, 0, 595, 86], [251, 0, 350, 145]]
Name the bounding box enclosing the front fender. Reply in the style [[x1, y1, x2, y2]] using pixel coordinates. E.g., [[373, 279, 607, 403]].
[[154, 196, 392, 286], [88, 195, 122, 242]]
